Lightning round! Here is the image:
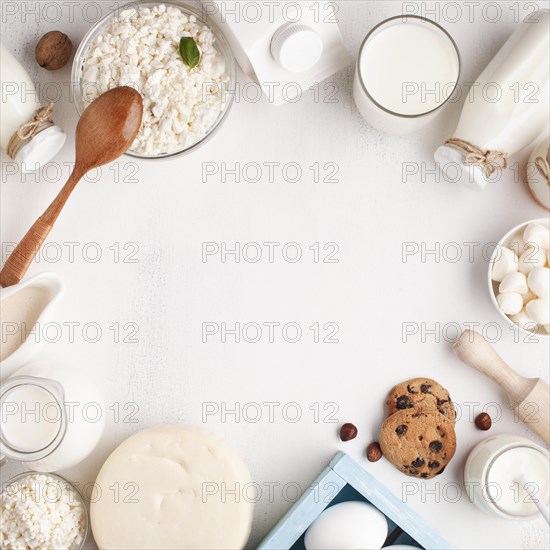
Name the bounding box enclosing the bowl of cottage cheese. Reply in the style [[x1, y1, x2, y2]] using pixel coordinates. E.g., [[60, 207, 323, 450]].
[[72, 1, 236, 158], [1, 472, 88, 550]]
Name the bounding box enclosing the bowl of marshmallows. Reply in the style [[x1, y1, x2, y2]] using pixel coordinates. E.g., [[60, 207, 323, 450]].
[[489, 218, 550, 336]]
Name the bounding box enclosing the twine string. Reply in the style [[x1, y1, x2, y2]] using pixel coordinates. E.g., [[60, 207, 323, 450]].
[[6, 102, 55, 159], [445, 137, 508, 177], [534, 156, 550, 186]]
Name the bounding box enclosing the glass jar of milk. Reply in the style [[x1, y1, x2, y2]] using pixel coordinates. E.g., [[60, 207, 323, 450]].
[[0, 362, 105, 472], [353, 15, 460, 135], [464, 434, 550, 520], [0, 43, 66, 171]]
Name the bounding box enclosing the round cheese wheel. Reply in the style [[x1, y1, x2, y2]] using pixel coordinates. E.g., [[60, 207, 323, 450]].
[[91, 426, 253, 549]]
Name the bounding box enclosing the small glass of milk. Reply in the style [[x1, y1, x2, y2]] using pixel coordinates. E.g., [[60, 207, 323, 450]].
[[464, 435, 550, 520], [353, 15, 460, 135]]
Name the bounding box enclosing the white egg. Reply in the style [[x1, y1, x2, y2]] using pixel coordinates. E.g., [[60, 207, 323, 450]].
[[491, 247, 518, 282], [518, 248, 546, 274], [526, 299, 550, 325], [510, 309, 538, 332], [304, 501, 388, 550], [497, 292, 523, 315], [527, 267, 550, 299], [499, 272, 528, 295], [523, 223, 550, 251]]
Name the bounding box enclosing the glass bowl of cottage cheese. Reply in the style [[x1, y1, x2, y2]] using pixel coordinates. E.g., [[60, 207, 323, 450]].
[[0, 472, 89, 550], [72, 1, 236, 159]]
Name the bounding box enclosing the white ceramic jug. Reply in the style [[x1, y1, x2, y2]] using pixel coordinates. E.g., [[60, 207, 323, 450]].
[[0, 272, 64, 378]]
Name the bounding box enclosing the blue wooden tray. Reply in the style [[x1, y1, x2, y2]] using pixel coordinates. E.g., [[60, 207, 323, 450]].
[[258, 452, 454, 550]]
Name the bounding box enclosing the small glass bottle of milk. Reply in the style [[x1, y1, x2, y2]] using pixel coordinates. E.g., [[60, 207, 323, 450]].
[[0, 362, 105, 472], [464, 434, 550, 520], [353, 15, 461, 135], [0, 43, 66, 171], [435, 10, 550, 191]]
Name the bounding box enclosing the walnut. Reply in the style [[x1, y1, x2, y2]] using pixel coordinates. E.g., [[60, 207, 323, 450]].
[[35, 31, 73, 70]]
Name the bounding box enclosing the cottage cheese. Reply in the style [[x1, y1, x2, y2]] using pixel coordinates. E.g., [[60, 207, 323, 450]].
[[1, 473, 86, 550], [81, 4, 228, 155]]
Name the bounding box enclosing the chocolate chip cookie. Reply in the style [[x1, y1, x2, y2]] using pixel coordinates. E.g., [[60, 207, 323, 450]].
[[385, 377, 456, 422], [379, 410, 456, 479]]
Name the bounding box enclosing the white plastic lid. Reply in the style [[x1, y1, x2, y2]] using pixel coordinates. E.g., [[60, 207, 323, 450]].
[[271, 23, 323, 73], [15, 125, 66, 173], [434, 145, 488, 192]]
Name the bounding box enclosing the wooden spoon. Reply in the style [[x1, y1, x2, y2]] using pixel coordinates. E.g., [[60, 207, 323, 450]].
[[0, 86, 143, 288]]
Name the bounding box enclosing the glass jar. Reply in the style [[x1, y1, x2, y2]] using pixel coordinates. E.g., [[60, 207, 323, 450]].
[[464, 434, 550, 520], [0, 362, 105, 471]]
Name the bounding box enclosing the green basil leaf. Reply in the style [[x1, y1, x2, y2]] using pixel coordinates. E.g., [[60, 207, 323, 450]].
[[179, 37, 201, 70]]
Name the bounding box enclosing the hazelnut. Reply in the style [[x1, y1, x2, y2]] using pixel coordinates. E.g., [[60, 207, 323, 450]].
[[36, 31, 73, 70], [475, 412, 492, 431], [339, 423, 358, 442], [366, 442, 382, 462]]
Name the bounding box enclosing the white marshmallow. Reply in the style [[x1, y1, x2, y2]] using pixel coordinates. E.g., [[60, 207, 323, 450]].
[[499, 272, 528, 295], [491, 247, 518, 282], [497, 292, 524, 315], [526, 299, 550, 325], [508, 232, 527, 256], [518, 248, 546, 274], [528, 267, 550, 299], [523, 223, 550, 251], [510, 309, 538, 332], [522, 289, 537, 305]]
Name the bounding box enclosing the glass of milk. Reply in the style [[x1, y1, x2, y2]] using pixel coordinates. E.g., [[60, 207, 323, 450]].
[[464, 434, 550, 520], [353, 15, 460, 135], [0, 362, 105, 472]]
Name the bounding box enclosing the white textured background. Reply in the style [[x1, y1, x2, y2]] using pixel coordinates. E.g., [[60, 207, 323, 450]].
[[1, 1, 549, 549]]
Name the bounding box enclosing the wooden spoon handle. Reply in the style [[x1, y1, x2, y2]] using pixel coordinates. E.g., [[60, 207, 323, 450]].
[[0, 167, 84, 288], [0, 216, 53, 287], [452, 330, 534, 402]]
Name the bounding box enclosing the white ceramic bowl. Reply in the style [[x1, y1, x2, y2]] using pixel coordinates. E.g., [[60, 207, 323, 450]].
[[488, 218, 549, 338], [71, 0, 237, 160], [0, 272, 64, 378]]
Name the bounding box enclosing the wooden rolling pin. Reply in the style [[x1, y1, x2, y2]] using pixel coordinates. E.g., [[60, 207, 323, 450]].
[[453, 330, 549, 444]]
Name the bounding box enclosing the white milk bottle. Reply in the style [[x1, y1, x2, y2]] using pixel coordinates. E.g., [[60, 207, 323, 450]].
[[0, 362, 105, 471], [0, 43, 65, 171], [435, 10, 550, 191]]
